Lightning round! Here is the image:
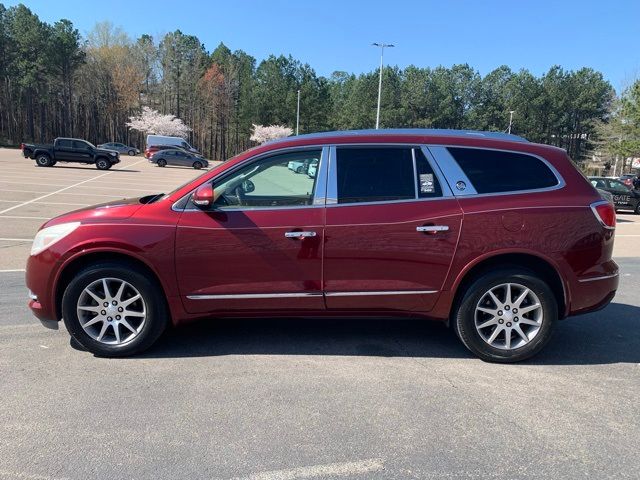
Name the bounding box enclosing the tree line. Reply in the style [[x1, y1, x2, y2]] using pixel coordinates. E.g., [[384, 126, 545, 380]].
[[0, 2, 636, 165]]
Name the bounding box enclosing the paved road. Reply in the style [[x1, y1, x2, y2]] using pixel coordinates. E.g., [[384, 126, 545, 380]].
[[1, 148, 639, 479]]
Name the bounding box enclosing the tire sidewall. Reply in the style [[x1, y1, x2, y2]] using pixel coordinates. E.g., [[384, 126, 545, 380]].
[[193, 161, 202, 169], [128, 150, 135, 156], [455, 269, 557, 363], [157, 159, 166, 167], [62, 263, 169, 357]]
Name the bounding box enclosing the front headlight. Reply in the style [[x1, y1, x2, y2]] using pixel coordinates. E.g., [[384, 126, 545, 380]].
[[31, 222, 81, 256], [110, 151, 117, 156]]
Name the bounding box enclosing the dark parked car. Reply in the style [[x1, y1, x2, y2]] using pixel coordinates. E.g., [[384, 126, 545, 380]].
[[21, 138, 120, 170], [589, 176, 640, 214], [149, 149, 208, 169], [97, 142, 139, 156], [26, 129, 618, 362]]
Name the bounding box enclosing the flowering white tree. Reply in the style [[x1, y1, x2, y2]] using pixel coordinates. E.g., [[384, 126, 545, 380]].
[[126, 107, 192, 137], [250, 124, 293, 144]]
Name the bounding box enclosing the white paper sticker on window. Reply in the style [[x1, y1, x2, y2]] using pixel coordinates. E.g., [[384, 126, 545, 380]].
[[420, 173, 435, 193]]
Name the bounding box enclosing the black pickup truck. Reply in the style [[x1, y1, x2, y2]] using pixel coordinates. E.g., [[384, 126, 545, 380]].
[[21, 137, 121, 170]]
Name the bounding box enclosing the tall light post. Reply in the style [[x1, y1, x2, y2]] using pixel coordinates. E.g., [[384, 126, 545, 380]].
[[296, 89, 301, 135], [507, 110, 515, 134], [372, 42, 394, 129]]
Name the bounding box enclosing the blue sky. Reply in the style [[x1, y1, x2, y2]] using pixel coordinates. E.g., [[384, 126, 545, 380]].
[[9, 0, 640, 91]]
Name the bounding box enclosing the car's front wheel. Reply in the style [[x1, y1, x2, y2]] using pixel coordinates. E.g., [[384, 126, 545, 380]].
[[192, 161, 203, 169], [453, 268, 556, 363], [62, 262, 169, 357], [128, 150, 136, 156], [157, 159, 167, 167]]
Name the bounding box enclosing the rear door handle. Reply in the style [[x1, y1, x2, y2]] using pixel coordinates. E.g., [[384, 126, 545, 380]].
[[416, 225, 449, 233], [285, 231, 317, 238]]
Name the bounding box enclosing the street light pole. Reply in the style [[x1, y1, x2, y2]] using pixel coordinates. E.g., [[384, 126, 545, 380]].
[[372, 42, 394, 129], [507, 110, 515, 134], [296, 89, 301, 136]]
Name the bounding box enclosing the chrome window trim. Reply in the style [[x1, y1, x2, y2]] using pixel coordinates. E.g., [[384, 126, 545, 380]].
[[173, 145, 329, 213], [326, 145, 338, 205], [327, 143, 451, 207], [430, 144, 566, 198]]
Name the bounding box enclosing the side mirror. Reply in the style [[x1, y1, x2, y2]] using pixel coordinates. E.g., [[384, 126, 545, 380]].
[[241, 180, 255, 193], [193, 184, 214, 208]]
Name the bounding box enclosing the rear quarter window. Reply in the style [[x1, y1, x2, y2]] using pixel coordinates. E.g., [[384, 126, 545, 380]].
[[447, 147, 559, 194]]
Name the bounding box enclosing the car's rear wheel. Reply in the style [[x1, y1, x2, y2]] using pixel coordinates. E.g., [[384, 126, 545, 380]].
[[128, 150, 136, 156], [96, 158, 111, 170], [193, 161, 203, 170], [36, 154, 53, 167], [453, 268, 556, 363], [157, 159, 167, 167], [62, 262, 169, 357]]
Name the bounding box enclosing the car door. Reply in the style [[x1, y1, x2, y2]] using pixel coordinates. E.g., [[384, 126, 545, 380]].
[[72, 140, 94, 162], [54, 139, 77, 161], [607, 179, 632, 208], [162, 150, 176, 166], [323, 145, 462, 312], [175, 147, 327, 314], [175, 151, 191, 167]]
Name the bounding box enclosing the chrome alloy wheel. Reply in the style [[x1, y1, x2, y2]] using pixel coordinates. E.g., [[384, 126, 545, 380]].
[[76, 278, 146, 345], [474, 283, 543, 350]]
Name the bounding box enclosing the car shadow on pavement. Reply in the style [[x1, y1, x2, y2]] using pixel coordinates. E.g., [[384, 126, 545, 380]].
[[138, 302, 640, 365], [29, 165, 141, 173], [143, 316, 471, 360]]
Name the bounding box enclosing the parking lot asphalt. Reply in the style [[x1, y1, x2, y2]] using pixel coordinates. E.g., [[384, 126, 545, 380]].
[[1, 147, 639, 479]]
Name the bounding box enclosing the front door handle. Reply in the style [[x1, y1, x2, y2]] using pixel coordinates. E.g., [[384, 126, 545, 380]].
[[285, 231, 317, 239], [416, 225, 449, 233]]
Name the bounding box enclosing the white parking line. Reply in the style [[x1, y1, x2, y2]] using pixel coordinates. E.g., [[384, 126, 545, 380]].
[[0, 238, 32, 241], [0, 215, 50, 220], [230, 459, 384, 480], [0, 158, 145, 215], [0, 200, 89, 206], [0, 189, 125, 197], [0, 269, 26, 273]]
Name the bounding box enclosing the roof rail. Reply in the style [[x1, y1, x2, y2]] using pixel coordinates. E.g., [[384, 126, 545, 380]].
[[267, 128, 529, 144]]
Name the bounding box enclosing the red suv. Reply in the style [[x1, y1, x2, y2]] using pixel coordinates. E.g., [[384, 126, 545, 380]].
[[26, 129, 618, 362]]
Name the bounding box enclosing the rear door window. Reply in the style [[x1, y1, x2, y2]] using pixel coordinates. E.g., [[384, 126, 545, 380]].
[[336, 147, 416, 204], [447, 147, 559, 194]]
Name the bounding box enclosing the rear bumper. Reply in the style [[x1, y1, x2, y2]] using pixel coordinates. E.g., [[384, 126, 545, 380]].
[[569, 268, 619, 316]]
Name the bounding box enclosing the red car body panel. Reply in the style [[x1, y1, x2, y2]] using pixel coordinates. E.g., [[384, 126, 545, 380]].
[[25, 132, 618, 329]]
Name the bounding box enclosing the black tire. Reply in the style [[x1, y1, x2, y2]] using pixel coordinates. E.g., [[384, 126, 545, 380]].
[[453, 268, 557, 363], [36, 154, 53, 167], [296, 166, 304, 173], [634, 203, 640, 215], [128, 150, 136, 156], [192, 161, 203, 170], [95, 158, 111, 170], [157, 159, 167, 167], [62, 261, 169, 357]]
